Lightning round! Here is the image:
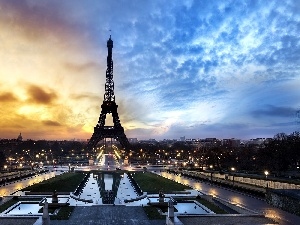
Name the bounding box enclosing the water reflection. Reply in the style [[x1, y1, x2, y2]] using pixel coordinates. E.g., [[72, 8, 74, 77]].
[[96, 172, 121, 204], [45, 197, 69, 203], [175, 202, 212, 214], [6, 203, 42, 215], [104, 174, 113, 190]]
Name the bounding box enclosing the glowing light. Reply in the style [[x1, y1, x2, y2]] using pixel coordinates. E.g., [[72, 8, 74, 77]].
[[264, 170, 269, 176]]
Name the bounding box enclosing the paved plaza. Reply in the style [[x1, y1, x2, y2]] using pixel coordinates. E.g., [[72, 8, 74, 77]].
[[0, 218, 37, 225], [0, 206, 277, 225], [1, 154, 299, 225], [178, 215, 276, 225], [50, 205, 165, 225]]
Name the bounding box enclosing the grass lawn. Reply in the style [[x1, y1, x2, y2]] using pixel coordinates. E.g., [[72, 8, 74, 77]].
[[50, 206, 75, 220], [0, 198, 19, 213], [131, 172, 189, 193], [90, 170, 126, 174], [195, 198, 227, 214], [143, 206, 165, 220], [22, 172, 86, 192]]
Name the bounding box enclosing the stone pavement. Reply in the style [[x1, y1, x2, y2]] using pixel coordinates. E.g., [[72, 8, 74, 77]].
[[178, 215, 277, 225], [50, 205, 166, 225], [0, 218, 37, 225]]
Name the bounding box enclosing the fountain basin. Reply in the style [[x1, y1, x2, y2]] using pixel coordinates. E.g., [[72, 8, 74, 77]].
[[5, 202, 42, 215]]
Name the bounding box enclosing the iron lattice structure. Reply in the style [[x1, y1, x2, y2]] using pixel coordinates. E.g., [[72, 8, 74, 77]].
[[87, 36, 130, 150]]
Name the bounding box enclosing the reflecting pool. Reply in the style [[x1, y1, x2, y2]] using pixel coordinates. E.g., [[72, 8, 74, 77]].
[[148, 197, 213, 215], [103, 173, 114, 190], [45, 197, 69, 203], [5, 203, 42, 215], [175, 202, 212, 214], [148, 197, 170, 203]]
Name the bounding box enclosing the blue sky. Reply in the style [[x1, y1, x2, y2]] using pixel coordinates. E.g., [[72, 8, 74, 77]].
[[0, 0, 299, 140]]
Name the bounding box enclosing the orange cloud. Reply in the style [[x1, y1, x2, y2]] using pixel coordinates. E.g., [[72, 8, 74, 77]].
[[42, 120, 62, 126], [63, 62, 99, 74], [0, 92, 18, 102], [0, 2, 137, 140], [71, 93, 101, 102], [26, 85, 57, 104]]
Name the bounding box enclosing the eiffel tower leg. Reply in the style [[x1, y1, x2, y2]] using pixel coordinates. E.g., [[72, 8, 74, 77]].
[[98, 112, 107, 127], [87, 111, 106, 151]]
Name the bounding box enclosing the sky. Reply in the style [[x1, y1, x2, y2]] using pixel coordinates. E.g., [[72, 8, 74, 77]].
[[0, 0, 299, 141]]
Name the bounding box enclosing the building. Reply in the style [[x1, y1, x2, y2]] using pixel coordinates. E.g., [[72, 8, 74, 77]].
[[128, 138, 138, 143], [222, 139, 241, 148], [17, 133, 23, 142]]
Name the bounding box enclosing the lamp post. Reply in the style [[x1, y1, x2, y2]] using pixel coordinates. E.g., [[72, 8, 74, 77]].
[[209, 165, 213, 182], [264, 170, 269, 189], [231, 167, 235, 186]]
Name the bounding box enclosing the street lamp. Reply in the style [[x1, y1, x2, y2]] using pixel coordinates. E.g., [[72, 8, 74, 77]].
[[264, 170, 269, 188], [209, 165, 213, 182], [231, 167, 235, 186]]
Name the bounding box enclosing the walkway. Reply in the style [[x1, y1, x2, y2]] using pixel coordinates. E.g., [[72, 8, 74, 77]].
[[0, 171, 58, 196], [157, 171, 300, 225], [50, 205, 165, 225], [0, 218, 37, 225]]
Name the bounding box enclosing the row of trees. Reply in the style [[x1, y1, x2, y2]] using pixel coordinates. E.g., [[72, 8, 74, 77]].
[[0, 131, 299, 174], [128, 132, 300, 174], [203, 132, 300, 174]]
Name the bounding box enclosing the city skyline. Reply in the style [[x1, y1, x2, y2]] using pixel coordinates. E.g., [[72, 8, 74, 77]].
[[0, 1, 299, 141]]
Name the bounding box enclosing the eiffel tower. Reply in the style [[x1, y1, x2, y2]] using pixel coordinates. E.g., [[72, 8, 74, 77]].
[[87, 36, 130, 150]]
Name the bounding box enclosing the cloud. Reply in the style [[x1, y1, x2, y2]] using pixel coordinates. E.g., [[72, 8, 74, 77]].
[[0, 92, 18, 102], [251, 105, 296, 118], [0, 1, 299, 140], [63, 61, 100, 73], [42, 120, 62, 126], [125, 127, 155, 140], [26, 85, 57, 104], [71, 93, 101, 102]]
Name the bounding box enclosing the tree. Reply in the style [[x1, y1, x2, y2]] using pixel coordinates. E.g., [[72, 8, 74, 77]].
[[0, 150, 6, 169]]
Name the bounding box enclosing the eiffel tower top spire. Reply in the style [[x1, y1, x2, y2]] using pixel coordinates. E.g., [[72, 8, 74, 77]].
[[104, 35, 115, 102]]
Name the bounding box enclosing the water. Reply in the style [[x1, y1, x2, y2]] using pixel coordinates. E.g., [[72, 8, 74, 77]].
[[45, 197, 69, 203], [147, 197, 213, 214], [148, 197, 170, 203], [69, 172, 124, 205], [103, 173, 113, 190], [5, 203, 42, 215], [175, 202, 212, 214]]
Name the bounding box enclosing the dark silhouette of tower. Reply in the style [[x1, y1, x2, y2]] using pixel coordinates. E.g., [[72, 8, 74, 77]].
[[87, 36, 130, 150]]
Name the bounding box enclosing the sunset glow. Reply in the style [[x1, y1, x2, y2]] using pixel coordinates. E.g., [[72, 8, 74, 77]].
[[0, 1, 299, 140]]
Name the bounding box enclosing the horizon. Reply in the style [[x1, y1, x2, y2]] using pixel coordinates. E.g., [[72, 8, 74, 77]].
[[0, 131, 292, 142], [0, 1, 299, 141]]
